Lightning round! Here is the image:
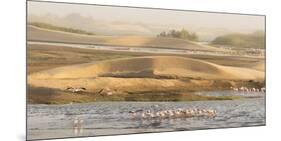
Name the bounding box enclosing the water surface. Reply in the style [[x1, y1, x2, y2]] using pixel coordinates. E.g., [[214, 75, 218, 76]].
[[27, 91, 265, 140]]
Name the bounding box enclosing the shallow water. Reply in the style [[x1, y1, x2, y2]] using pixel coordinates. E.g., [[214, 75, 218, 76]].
[[195, 90, 265, 97], [28, 41, 226, 56], [27, 92, 265, 140]]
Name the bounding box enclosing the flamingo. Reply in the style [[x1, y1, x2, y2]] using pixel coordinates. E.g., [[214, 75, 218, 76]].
[[261, 87, 266, 93], [184, 109, 192, 117], [174, 110, 181, 117], [67, 87, 86, 93], [168, 110, 174, 117], [141, 112, 147, 119], [252, 88, 256, 92], [233, 88, 239, 91], [78, 119, 84, 128], [73, 118, 79, 127], [256, 88, 260, 92], [239, 87, 244, 92], [129, 111, 137, 119], [73, 118, 84, 136], [150, 112, 156, 118], [159, 111, 166, 118], [207, 109, 217, 117]]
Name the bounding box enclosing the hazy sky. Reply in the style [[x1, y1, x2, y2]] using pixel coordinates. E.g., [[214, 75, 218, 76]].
[[28, 1, 265, 38]]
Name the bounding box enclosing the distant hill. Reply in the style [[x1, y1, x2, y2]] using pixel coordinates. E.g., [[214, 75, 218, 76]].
[[27, 25, 224, 51], [211, 31, 265, 48], [29, 22, 95, 35], [28, 13, 258, 41]]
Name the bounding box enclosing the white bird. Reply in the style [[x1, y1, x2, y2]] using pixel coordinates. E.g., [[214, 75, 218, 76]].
[[158, 111, 165, 118], [168, 110, 174, 117], [73, 119, 79, 127], [245, 87, 249, 92], [252, 88, 256, 92], [261, 87, 266, 93], [141, 112, 147, 119], [78, 119, 84, 128], [174, 110, 181, 117], [129, 111, 137, 119], [67, 87, 86, 93], [239, 88, 243, 92]]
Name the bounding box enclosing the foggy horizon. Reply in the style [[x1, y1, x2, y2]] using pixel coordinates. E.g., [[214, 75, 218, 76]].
[[27, 1, 265, 41]]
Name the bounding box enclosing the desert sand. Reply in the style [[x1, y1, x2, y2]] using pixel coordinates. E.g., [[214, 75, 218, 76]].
[[29, 56, 264, 80], [27, 25, 265, 104], [28, 55, 264, 95]]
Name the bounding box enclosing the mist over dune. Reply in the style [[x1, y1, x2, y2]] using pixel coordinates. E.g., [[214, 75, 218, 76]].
[[28, 14, 166, 36], [28, 13, 258, 41]]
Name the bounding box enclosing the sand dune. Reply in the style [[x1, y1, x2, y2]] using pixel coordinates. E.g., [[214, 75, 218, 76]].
[[28, 56, 264, 93], [250, 61, 265, 71], [29, 56, 264, 80], [27, 25, 224, 51]]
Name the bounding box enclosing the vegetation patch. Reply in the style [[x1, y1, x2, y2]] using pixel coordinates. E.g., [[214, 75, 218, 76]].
[[211, 31, 265, 48], [157, 28, 199, 41]]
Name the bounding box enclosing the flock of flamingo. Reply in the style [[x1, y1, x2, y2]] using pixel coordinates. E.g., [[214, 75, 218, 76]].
[[66, 86, 266, 95], [230, 86, 266, 93], [129, 108, 217, 120]]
